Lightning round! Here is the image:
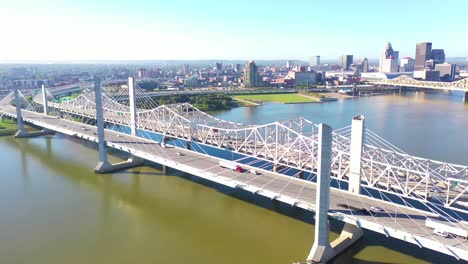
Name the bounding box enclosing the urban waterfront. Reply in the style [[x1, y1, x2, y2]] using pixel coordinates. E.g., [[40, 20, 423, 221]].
[[0, 92, 465, 264]]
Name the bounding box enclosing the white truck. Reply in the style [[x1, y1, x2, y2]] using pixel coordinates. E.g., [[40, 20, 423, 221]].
[[219, 160, 240, 170], [425, 218, 468, 239]]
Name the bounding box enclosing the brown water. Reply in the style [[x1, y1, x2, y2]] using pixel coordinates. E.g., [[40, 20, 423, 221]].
[[0, 91, 465, 264]]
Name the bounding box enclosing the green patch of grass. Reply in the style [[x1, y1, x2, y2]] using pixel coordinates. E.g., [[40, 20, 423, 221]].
[[0, 118, 17, 130], [234, 93, 319, 103]]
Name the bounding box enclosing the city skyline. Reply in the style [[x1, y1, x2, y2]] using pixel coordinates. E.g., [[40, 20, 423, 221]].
[[1, 0, 467, 62]]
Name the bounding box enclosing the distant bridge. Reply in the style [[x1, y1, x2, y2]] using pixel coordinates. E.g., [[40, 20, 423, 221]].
[[1, 77, 467, 263], [374, 75, 468, 102]]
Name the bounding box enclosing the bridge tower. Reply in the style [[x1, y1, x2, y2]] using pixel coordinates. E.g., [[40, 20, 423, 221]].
[[308, 124, 334, 262], [307, 123, 364, 263], [94, 77, 113, 172], [128, 76, 138, 136], [94, 77, 144, 174], [348, 115, 365, 194], [13, 86, 27, 137], [41, 84, 49, 115]]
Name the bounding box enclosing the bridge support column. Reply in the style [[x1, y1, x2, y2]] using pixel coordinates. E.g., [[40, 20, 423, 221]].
[[93, 77, 144, 173], [42, 84, 49, 115], [186, 139, 191, 150], [94, 77, 112, 172], [128, 76, 137, 136], [307, 124, 363, 263], [464, 92, 468, 103], [14, 87, 28, 138], [1, 114, 5, 123], [348, 115, 364, 194]]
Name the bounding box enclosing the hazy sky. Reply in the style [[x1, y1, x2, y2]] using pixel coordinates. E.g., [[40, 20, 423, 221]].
[[1, 0, 467, 61]]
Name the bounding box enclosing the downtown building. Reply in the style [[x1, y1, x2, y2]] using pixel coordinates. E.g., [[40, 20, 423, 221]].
[[379, 42, 399, 73], [339, 55, 353, 71], [435, 63, 456, 81], [400, 57, 415, 72], [310, 56, 320, 66], [243, 60, 260, 88], [415, 42, 432, 70]]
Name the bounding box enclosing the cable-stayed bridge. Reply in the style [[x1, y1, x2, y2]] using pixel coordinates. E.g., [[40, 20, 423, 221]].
[[0, 77, 467, 263]]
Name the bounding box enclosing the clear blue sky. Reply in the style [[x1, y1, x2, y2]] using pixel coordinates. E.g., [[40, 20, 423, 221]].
[[1, 0, 467, 61]]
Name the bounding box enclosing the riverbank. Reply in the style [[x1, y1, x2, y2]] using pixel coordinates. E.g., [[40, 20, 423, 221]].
[[233, 93, 320, 104], [0, 117, 38, 136], [0, 118, 18, 136]]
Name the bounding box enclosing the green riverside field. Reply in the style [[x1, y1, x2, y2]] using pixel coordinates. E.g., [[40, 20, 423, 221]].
[[233, 94, 319, 104]]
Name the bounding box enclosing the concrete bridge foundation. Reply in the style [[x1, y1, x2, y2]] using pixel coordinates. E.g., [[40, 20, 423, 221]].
[[93, 77, 144, 174], [464, 92, 468, 103], [307, 123, 363, 263]]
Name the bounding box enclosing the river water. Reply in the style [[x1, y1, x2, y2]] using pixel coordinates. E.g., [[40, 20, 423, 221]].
[[0, 91, 466, 264]]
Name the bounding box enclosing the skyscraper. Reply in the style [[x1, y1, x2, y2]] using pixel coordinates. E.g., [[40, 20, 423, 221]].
[[244, 60, 259, 88], [183, 64, 189, 75], [379, 42, 399, 73], [310, 56, 320, 66], [400, 57, 415, 72], [435, 63, 455, 81], [415, 42, 432, 70], [431, 49, 445, 65], [361, 58, 369, 73], [215, 63, 222, 71], [339, 55, 353, 71]]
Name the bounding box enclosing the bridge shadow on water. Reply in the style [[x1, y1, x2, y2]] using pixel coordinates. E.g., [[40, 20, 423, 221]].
[[5, 134, 456, 264]]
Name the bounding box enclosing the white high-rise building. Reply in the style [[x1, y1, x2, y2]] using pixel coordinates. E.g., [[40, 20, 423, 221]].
[[400, 57, 415, 72], [379, 42, 399, 73], [310, 55, 320, 66]]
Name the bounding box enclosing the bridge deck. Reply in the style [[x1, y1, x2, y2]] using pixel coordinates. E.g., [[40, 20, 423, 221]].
[[1, 104, 467, 261]]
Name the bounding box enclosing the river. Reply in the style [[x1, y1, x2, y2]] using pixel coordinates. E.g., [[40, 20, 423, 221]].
[[0, 91, 465, 264]]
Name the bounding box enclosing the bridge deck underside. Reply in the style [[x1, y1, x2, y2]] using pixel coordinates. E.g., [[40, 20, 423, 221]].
[[1, 104, 468, 261]]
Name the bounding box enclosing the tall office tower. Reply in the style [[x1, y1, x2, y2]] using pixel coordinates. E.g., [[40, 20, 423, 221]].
[[310, 56, 320, 66], [243, 60, 259, 88], [431, 49, 446, 66], [400, 57, 415, 72], [361, 58, 369, 72], [286, 60, 294, 68], [183, 64, 189, 75], [415, 42, 432, 70], [234, 64, 241, 73], [339, 55, 353, 71], [215, 63, 222, 71], [379, 42, 399, 73]]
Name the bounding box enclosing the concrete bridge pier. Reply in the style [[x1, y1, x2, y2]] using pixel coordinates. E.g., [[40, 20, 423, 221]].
[[42, 84, 49, 115], [307, 123, 363, 263], [93, 77, 144, 174], [12, 87, 54, 138], [348, 115, 365, 195], [128, 76, 137, 136], [13, 86, 27, 138], [464, 92, 468, 103]]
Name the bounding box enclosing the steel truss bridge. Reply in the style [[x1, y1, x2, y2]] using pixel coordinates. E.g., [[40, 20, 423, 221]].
[[1, 77, 467, 262], [375, 75, 468, 92]]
